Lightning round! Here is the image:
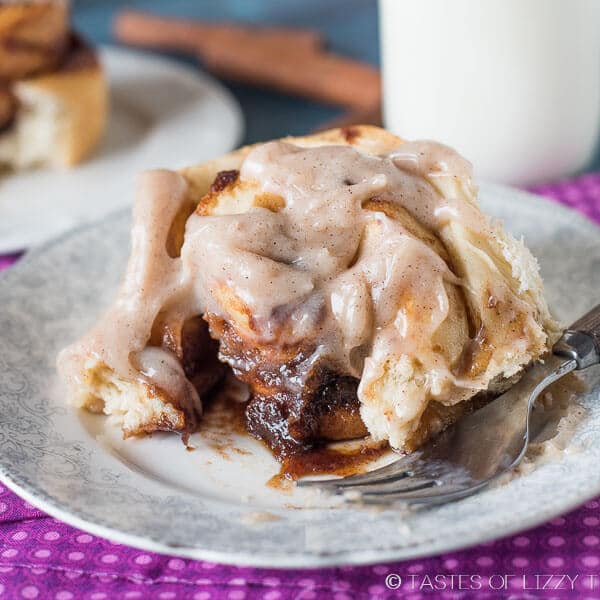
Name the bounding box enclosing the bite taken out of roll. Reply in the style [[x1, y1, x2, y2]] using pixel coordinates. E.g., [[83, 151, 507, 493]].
[[58, 126, 559, 456]]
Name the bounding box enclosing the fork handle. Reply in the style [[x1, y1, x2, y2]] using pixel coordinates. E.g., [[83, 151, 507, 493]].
[[554, 304, 600, 370]]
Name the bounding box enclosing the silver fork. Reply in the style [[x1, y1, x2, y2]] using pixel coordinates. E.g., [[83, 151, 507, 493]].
[[298, 304, 600, 505]]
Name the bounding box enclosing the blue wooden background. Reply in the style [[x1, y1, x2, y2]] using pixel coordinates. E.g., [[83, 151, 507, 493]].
[[73, 0, 379, 145]]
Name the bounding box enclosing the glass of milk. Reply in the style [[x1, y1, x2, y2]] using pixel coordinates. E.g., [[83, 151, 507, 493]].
[[380, 0, 600, 185]]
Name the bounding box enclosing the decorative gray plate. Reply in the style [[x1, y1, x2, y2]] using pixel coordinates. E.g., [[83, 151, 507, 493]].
[[1, 184, 599, 568]]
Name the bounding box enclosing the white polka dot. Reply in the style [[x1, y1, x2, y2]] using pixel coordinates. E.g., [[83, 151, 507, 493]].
[[168, 558, 185, 570], [124, 593, 143, 599], [0, 567, 13, 574], [90, 593, 107, 600], [512, 557, 529, 567], [194, 593, 211, 600], [21, 587, 39, 599], [44, 532, 60, 541], [195, 579, 212, 586], [1, 549, 17, 558], [202, 562, 217, 569], [0, 503, 7, 514], [100, 554, 118, 564], [548, 556, 564, 568], [34, 549, 50, 559], [11, 531, 27, 542], [263, 592, 281, 600], [228, 592, 245, 600], [22, 502, 35, 510], [298, 579, 315, 588], [262, 578, 280, 587], [513, 536, 530, 547], [509, 576, 523, 589], [159, 593, 176, 600], [548, 536, 565, 547], [68, 552, 84, 561], [30, 568, 46, 575], [229, 579, 246, 586], [582, 555, 600, 567], [0, 583, 4, 596], [584, 517, 599, 526], [134, 554, 152, 565], [584, 535, 599, 546], [443, 559, 458, 569], [55, 592, 73, 600], [76, 534, 92, 544]]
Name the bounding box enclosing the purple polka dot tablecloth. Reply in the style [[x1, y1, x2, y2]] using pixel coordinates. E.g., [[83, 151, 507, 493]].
[[1, 173, 600, 600]]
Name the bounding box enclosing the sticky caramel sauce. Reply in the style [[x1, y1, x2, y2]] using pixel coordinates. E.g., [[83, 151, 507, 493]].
[[268, 440, 391, 490], [195, 377, 250, 460], [197, 376, 392, 488]]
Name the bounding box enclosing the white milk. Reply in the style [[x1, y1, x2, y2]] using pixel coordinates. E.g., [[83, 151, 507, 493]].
[[380, 0, 600, 184]]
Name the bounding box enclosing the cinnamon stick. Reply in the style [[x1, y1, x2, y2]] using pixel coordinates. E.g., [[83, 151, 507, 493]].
[[115, 10, 322, 56], [114, 10, 381, 111]]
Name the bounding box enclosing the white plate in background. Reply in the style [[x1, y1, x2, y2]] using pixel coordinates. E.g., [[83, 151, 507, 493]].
[[0, 46, 243, 254]]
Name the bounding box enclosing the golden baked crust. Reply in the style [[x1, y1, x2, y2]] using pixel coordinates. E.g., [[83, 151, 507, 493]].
[[0, 1, 107, 169], [14, 34, 107, 166]]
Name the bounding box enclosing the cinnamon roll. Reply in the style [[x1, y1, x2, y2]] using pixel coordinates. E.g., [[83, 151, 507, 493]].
[[0, 1, 106, 169], [58, 126, 559, 456]]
